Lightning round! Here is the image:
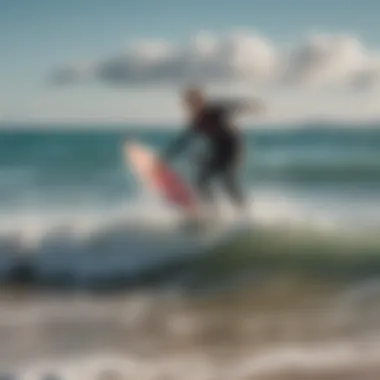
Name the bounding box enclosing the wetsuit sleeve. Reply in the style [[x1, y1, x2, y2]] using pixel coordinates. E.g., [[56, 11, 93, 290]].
[[220, 100, 250, 115], [161, 127, 196, 161]]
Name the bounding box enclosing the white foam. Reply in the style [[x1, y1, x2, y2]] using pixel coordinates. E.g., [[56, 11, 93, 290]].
[[0, 189, 357, 247], [12, 338, 380, 380], [0, 190, 370, 286]]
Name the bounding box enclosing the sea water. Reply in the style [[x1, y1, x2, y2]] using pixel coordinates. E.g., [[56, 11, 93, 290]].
[[1, 123, 380, 379]]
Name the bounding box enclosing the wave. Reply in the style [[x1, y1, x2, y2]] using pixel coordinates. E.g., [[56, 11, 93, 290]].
[[0, 196, 379, 292], [3, 128, 380, 192], [254, 162, 380, 182]]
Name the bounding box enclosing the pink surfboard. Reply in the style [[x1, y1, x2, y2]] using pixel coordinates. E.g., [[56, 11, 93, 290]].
[[124, 141, 197, 214]]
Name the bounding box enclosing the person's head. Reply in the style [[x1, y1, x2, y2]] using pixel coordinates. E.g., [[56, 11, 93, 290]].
[[182, 86, 206, 114]]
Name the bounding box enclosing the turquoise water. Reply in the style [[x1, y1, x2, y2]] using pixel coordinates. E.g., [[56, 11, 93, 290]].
[[1, 125, 380, 204], [2, 124, 380, 378], [0, 124, 379, 289]]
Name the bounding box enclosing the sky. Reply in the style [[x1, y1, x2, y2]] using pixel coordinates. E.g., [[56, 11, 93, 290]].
[[1, 0, 380, 125]]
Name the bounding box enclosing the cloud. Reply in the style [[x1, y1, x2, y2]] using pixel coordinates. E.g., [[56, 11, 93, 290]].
[[349, 56, 380, 90], [282, 34, 370, 86], [50, 31, 380, 90]]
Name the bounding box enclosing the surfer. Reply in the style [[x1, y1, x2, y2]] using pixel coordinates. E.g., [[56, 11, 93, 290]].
[[161, 86, 265, 221]]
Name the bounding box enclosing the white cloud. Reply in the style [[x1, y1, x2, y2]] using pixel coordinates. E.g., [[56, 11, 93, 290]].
[[350, 55, 380, 90], [50, 30, 380, 90], [282, 34, 369, 87]]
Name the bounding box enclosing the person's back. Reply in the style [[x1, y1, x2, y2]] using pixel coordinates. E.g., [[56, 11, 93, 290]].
[[191, 102, 239, 145]]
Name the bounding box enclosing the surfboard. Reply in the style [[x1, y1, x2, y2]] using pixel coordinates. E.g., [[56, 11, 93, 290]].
[[124, 140, 252, 244], [124, 141, 198, 216]]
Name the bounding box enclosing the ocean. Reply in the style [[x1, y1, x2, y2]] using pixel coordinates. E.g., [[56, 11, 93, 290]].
[[1, 124, 380, 379]]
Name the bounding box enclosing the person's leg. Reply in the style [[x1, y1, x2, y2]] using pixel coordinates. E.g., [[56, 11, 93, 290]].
[[219, 142, 248, 218], [194, 152, 220, 222], [222, 163, 245, 209], [195, 157, 214, 203]]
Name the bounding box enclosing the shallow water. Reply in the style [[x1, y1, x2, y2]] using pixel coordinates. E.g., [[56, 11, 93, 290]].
[[1, 278, 380, 379], [1, 125, 380, 379]]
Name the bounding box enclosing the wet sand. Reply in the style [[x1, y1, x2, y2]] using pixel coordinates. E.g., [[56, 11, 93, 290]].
[[1, 277, 380, 379]]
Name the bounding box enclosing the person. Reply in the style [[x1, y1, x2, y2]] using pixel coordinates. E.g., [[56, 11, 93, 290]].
[[161, 86, 265, 223]]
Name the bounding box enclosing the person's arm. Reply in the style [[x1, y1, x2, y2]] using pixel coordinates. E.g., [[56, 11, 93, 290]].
[[223, 97, 266, 116], [161, 127, 195, 161]]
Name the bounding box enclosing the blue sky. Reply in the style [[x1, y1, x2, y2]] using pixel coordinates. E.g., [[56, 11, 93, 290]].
[[1, 0, 380, 124]]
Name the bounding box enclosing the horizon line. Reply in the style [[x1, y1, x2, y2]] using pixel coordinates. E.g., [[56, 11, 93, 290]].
[[1, 118, 380, 131]]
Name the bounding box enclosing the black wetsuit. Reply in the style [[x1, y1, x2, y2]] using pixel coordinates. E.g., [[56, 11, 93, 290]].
[[163, 102, 244, 206]]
